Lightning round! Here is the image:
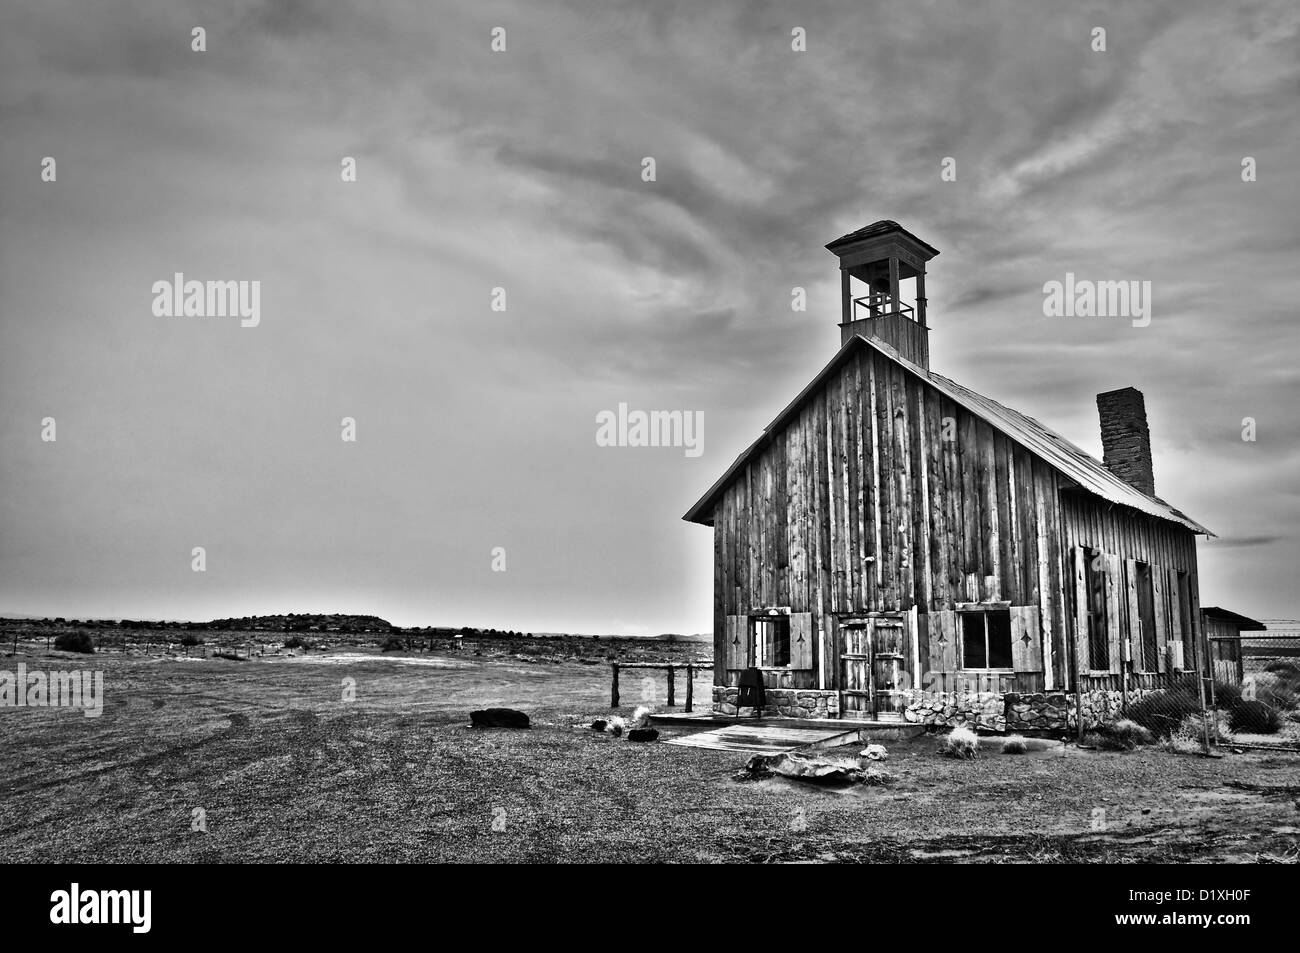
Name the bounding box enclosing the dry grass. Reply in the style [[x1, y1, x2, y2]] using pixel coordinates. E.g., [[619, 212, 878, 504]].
[[1001, 735, 1029, 755], [2, 639, 1298, 863], [940, 725, 980, 759]]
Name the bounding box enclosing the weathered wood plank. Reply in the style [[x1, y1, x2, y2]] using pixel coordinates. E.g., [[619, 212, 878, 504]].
[[1104, 553, 1123, 674], [1125, 558, 1141, 672], [1152, 564, 1168, 674], [1011, 605, 1043, 674]]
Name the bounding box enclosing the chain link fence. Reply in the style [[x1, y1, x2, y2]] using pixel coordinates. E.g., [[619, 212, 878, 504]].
[[1205, 629, 1300, 751], [1076, 624, 1300, 755]]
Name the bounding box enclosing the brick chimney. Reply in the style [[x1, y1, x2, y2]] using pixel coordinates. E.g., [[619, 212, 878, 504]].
[[1096, 387, 1155, 496]]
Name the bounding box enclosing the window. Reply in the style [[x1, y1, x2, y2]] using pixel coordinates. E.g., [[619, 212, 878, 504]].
[[1135, 562, 1157, 671], [1177, 571, 1193, 668], [753, 617, 791, 667], [960, 609, 1012, 670], [1084, 549, 1109, 670]]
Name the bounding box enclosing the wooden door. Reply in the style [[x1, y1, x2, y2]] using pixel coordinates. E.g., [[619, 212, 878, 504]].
[[871, 618, 907, 718], [840, 623, 872, 717], [840, 618, 907, 720]]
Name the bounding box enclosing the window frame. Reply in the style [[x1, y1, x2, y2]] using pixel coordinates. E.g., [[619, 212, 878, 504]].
[[750, 615, 793, 669], [958, 607, 1014, 672], [1134, 560, 1158, 673], [1083, 547, 1110, 673]]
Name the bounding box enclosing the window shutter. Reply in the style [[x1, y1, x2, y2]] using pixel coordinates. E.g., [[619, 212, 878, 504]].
[[1167, 568, 1183, 671], [927, 610, 958, 674], [1124, 559, 1141, 668], [724, 615, 748, 669], [790, 612, 814, 669], [1011, 606, 1042, 673], [1103, 554, 1122, 673], [1152, 568, 1168, 673], [1071, 547, 1089, 673], [1167, 568, 1183, 638]]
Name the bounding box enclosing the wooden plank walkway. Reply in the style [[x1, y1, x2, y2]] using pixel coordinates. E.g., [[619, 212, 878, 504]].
[[663, 723, 862, 754]]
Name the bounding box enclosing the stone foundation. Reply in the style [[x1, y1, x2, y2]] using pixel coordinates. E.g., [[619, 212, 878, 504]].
[[1001, 688, 1166, 730], [712, 686, 840, 719], [901, 690, 1006, 731], [713, 685, 1168, 732]]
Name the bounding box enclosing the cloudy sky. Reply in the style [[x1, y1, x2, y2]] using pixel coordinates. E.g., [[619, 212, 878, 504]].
[[2, 0, 1297, 633]]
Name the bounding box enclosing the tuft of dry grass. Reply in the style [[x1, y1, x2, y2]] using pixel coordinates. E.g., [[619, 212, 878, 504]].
[[1001, 735, 1028, 755], [941, 725, 980, 759], [1090, 718, 1155, 752]]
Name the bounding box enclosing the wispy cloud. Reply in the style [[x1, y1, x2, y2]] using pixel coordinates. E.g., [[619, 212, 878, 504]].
[[1, 0, 1297, 629]]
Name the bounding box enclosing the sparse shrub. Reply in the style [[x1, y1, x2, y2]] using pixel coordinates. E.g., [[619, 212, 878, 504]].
[[940, 725, 980, 759], [1124, 686, 1202, 738], [1204, 710, 1235, 744], [380, 636, 406, 652], [1091, 718, 1154, 751], [1264, 660, 1300, 685], [1230, 699, 1282, 734], [1250, 676, 1299, 714], [859, 767, 895, 786], [1161, 733, 1203, 756], [1160, 712, 1232, 754], [1213, 681, 1243, 710], [283, 636, 309, 650], [179, 633, 202, 647], [1001, 735, 1028, 755], [53, 631, 94, 654]]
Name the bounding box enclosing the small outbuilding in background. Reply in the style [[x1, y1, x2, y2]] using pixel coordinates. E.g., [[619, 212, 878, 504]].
[[1202, 607, 1266, 685]]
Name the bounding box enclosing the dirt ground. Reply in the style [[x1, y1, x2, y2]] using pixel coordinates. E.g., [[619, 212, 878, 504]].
[[2, 642, 1298, 863]]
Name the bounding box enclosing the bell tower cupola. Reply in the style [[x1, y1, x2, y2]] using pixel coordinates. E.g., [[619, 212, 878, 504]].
[[826, 220, 939, 368]]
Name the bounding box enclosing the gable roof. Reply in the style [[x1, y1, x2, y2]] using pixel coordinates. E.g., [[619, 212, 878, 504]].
[[683, 334, 1213, 535]]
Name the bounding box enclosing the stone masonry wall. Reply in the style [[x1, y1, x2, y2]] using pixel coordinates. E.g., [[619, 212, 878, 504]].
[[712, 686, 840, 719], [713, 685, 1166, 732], [902, 690, 1006, 731]]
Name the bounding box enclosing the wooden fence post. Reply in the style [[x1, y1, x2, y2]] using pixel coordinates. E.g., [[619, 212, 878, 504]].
[[666, 666, 676, 707], [685, 664, 694, 713], [610, 663, 620, 709]]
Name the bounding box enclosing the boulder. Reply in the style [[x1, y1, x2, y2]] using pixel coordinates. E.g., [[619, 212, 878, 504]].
[[469, 708, 530, 729], [740, 751, 873, 787]]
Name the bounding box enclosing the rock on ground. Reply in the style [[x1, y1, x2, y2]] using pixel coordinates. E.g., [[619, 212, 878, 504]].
[[469, 708, 530, 729]]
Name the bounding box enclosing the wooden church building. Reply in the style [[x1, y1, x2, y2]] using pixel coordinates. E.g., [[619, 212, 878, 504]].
[[683, 221, 1214, 731]]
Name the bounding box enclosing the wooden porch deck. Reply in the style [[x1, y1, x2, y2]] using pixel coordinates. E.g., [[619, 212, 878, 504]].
[[662, 723, 864, 754], [655, 711, 926, 754], [649, 710, 913, 731]]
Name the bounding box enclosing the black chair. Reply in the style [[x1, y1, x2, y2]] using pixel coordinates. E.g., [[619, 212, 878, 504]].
[[736, 667, 766, 718]]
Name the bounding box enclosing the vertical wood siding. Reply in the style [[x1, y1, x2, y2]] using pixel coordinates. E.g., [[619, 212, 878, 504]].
[[711, 349, 1200, 694]]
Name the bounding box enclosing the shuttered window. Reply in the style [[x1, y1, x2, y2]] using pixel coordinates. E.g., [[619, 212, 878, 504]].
[[1135, 561, 1158, 671], [756, 618, 791, 667], [1083, 549, 1109, 670], [960, 609, 1013, 670]]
